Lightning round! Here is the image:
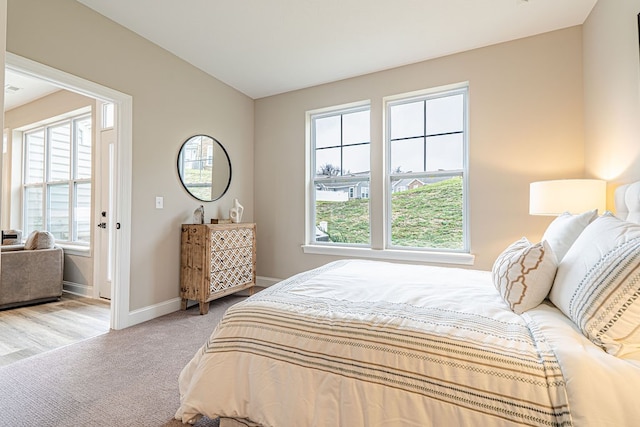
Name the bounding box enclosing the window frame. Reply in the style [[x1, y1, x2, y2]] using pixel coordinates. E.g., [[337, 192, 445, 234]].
[[303, 84, 474, 266], [307, 102, 372, 248], [22, 112, 93, 247], [385, 86, 470, 253]]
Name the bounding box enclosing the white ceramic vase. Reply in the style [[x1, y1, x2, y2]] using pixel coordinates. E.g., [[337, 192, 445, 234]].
[[229, 199, 244, 223], [193, 205, 204, 224]]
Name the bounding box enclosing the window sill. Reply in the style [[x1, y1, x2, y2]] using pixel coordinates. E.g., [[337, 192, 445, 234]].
[[57, 244, 91, 257], [301, 245, 475, 266]]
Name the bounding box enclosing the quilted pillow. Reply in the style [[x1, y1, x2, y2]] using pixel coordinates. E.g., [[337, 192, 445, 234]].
[[24, 230, 55, 250], [542, 209, 597, 262], [492, 237, 558, 314], [549, 214, 640, 357]]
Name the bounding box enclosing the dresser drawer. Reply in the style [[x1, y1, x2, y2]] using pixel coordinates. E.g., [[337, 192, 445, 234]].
[[210, 264, 254, 293], [210, 227, 254, 252], [210, 246, 253, 272]]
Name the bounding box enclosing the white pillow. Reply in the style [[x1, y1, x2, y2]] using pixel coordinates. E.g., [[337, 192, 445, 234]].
[[24, 230, 38, 249], [549, 214, 640, 357], [492, 237, 558, 314], [24, 230, 55, 250], [541, 209, 597, 262]]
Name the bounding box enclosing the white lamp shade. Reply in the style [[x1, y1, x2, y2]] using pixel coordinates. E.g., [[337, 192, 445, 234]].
[[529, 179, 606, 216]]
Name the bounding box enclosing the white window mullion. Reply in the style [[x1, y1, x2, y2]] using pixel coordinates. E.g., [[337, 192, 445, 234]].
[[70, 179, 76, 242], [43, 128, 50, 234], [369, 99, 385, 250], [70, 118, 77, 242]]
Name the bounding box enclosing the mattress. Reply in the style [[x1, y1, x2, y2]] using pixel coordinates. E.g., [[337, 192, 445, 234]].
[[176, 259, 640, 426]]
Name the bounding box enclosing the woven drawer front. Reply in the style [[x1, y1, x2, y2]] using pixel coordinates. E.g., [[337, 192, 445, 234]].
[[211, 246, 253, 272], [210, 265, 253, 293], [210, 228, 253, 252]]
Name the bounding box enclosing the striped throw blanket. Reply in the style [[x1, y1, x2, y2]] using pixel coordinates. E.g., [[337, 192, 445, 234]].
[[177, 260, 572, 427]]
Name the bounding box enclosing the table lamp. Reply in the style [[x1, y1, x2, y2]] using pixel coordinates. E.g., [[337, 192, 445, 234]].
[[529, 179, 606, 216]]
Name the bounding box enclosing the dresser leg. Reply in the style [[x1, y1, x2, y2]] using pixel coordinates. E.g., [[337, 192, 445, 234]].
[[181, 299, 188, 311], [199, 301, 209, 315]]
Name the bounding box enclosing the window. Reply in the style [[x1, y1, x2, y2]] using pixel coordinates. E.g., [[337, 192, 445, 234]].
[[310, 105, 370, 245], [23, 113, 92, 245], [387, 87, 467, 251], [306, 84, 469, 261], [360, 186, 369, 199], [102, 102, 114, 129]]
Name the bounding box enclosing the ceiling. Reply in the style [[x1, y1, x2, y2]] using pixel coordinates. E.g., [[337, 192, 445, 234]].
[[76, 0, 597, 99], [5, 0, 598, 108], [4, 69, 61, 111]]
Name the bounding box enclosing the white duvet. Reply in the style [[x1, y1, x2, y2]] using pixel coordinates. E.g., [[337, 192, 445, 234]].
[[176, 260, 640, 426]]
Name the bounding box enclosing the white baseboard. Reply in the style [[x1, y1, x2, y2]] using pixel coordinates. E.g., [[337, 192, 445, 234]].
[[119, 278, 282, 329], [257, 276, 281, 287], [61, 283, 181, 329], [63, 281, 93, 297], [125, 297, 182, 326]]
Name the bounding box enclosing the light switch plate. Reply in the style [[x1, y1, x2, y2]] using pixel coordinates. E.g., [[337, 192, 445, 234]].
[[155, 196, 163, 209]]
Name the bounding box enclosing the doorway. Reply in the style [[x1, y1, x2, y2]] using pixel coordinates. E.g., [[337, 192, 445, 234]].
[[5, 53, 133, 330]]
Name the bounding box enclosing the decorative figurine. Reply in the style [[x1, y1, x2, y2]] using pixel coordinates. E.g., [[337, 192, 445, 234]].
[[193, 205, 204, 224], [229, 199, 244, 223]]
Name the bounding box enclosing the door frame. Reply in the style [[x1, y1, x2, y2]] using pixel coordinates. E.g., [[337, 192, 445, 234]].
[[6, 52, 133, 330]]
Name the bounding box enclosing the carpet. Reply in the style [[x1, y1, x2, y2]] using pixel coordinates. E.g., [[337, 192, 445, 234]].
[[191, 416, 220, 427], [0, 295, 245, 427]]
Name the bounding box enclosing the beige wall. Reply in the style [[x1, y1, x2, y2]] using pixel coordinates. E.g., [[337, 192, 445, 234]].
[[0, 1, 5, 277], [255, 27, 585, 277], [4, 0, 600, 310], [3, 89, 95, 287], [6, 0, 254, 311], [583, 0, 640, 206]]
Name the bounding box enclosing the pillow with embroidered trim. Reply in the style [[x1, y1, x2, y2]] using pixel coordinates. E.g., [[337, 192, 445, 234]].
[[492, 237, 558, 314], [549, 214, 640, 357]]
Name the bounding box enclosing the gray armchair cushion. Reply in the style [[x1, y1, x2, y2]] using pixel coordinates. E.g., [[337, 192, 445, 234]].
[[0, 246, 63, 309], [1, 244, 25, 252]]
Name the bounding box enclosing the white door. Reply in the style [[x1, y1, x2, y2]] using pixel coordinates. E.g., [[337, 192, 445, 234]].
[[96, 103, 116, 300]]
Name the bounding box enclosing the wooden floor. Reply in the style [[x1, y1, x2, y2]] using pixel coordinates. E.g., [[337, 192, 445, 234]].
[[0, 293, 110, 367]]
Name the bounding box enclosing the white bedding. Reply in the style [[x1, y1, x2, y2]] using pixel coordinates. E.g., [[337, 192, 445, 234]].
[[524, 304, 640, 426], [176, 259, 640, 426]]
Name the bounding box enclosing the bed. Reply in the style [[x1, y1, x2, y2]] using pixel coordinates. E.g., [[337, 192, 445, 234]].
[[176, 181, 640, 426]]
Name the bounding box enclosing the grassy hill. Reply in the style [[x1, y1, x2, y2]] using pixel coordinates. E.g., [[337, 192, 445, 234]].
[[316, 177, 463, 249]]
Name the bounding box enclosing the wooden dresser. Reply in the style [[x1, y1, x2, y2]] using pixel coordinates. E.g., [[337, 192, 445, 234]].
[[180, 223, 256, 315]]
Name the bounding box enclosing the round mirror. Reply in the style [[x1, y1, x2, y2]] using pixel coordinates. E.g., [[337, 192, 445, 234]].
[[177, 135, 232, 202]]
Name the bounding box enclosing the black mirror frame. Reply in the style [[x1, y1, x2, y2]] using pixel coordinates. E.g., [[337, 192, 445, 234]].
[[177, 134, 232, 202]]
